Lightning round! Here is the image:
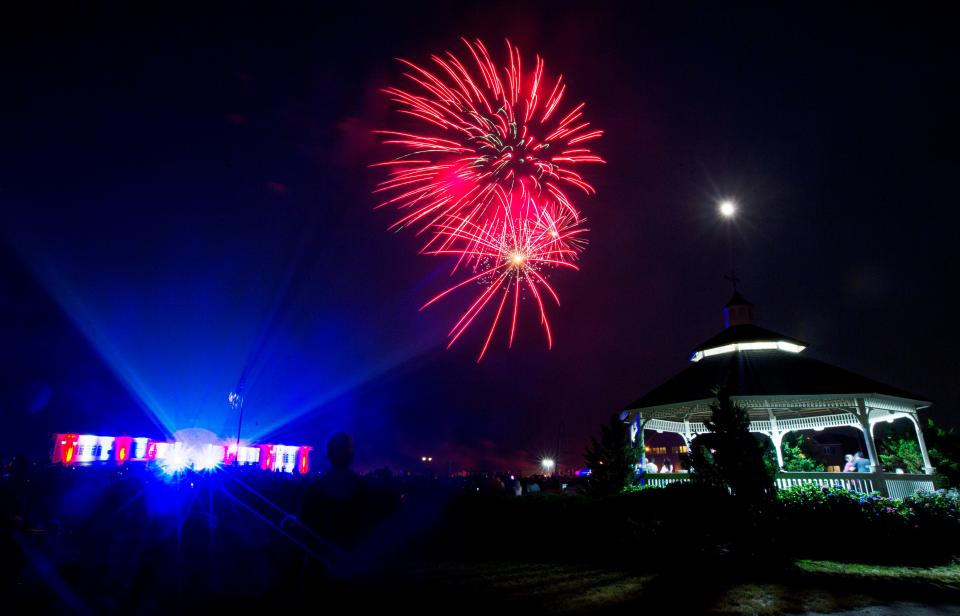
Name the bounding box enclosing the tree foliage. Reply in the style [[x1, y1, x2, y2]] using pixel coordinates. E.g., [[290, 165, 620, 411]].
[[582, 414, 640, 496], [880, 434, 924, 473], [686, 389, 775, 503], [926, 419, 960, 487], [764, 433, 826, 472], [877, 419, 960, 485]]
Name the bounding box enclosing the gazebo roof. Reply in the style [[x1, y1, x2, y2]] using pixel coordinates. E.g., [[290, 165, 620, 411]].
[[626, 293, 929, 414], [626, 347, 929, 412]]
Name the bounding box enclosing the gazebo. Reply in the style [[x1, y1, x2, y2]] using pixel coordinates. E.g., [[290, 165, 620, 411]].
[[623, 292, 936, 498]]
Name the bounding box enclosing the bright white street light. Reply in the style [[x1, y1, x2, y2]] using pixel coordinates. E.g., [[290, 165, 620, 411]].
[[541, 458, 555, 472]]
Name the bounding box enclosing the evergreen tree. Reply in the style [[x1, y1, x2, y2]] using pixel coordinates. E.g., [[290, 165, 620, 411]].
[[582, 414, 640, 496], [686, 389, 775, 503]]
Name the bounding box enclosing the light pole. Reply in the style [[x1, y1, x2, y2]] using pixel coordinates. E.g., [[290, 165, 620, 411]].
[[228, 390, 244, 465], [718, 198, 739, 289]]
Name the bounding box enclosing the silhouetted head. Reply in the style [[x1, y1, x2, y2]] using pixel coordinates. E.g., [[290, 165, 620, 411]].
[[326, 432, 354, 469]]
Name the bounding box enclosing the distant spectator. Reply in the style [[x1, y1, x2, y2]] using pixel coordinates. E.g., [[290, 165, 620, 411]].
[[853, 452, 872, 473], [659, 459, 673, 473], [527, 481, 540, 494], [644, 459, 658, 474], [842, 454, 856, 473]]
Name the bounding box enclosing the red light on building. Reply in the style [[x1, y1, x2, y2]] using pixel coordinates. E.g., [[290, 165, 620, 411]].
[[114, 436, 133, 464], [259, 445, 275, 471], [52, 433, 80, 465], [298, 446, 312, 474]]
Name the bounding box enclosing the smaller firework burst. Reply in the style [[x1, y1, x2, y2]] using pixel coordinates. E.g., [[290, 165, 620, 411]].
[[422, 201, 587, 361]]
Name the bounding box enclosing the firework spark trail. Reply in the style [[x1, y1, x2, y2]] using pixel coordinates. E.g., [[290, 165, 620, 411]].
[[374, 39, 603, 357]]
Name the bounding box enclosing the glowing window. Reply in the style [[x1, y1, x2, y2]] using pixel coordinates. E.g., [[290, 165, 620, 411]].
[[238, 447, 260, 464], [134, 438, 149, 459]]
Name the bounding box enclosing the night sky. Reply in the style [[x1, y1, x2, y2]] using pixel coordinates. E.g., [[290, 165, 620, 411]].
[[2, 2, 957, 473]]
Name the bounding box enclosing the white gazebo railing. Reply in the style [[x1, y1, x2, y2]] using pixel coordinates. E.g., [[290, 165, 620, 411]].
[[641, 472, 936, 498], [883, 476, 938, 499], [642, 474, 691, 489], [774, 472, 877, 493]]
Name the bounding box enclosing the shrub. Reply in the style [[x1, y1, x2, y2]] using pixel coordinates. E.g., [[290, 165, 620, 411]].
[[775, 484, 960, 564], [422, 484, 960, 567]]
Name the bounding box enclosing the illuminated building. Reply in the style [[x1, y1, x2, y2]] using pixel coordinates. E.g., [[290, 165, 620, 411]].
[[51, 433, 312, 474]]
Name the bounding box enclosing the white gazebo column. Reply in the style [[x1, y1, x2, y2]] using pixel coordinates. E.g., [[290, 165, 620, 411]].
[[907, 413, 935, 475], [857, 399, 880, 472], [638, 416, 648, 464], [770, 432, 785, 470], [768, 411, 785, 470], [682, 418, 693, 453]]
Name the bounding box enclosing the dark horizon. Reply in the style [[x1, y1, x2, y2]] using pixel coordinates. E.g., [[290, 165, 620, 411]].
[[2, 2, 957, 473]]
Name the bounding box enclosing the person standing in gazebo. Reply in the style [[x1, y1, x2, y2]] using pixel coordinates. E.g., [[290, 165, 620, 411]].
[[842, 454, 856, 472]]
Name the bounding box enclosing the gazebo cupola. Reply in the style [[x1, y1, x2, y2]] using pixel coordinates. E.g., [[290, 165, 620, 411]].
[[690, 292, 806, 363], [723, 290, 754, 327]]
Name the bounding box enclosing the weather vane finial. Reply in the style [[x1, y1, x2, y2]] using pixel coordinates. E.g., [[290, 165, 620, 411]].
[[724, 272, 740, 291]]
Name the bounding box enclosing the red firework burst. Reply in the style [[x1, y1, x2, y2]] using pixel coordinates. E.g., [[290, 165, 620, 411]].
[[374, 39, 603, 358], [374, 38, 603, 247]]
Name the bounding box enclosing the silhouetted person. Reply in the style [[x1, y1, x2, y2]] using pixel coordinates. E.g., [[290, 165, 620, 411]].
[[300, 432, 367, 547]]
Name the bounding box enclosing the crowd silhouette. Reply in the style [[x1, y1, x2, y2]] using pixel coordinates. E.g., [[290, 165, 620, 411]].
[[0, 438, 574, 611]]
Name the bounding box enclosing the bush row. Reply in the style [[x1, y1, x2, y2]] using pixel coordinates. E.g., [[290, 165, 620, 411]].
[[418, 485, 960, 567]]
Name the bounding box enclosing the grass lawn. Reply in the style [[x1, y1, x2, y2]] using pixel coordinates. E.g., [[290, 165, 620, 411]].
[[408, 559, 960, 614], [795, 560, 960, 586]]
